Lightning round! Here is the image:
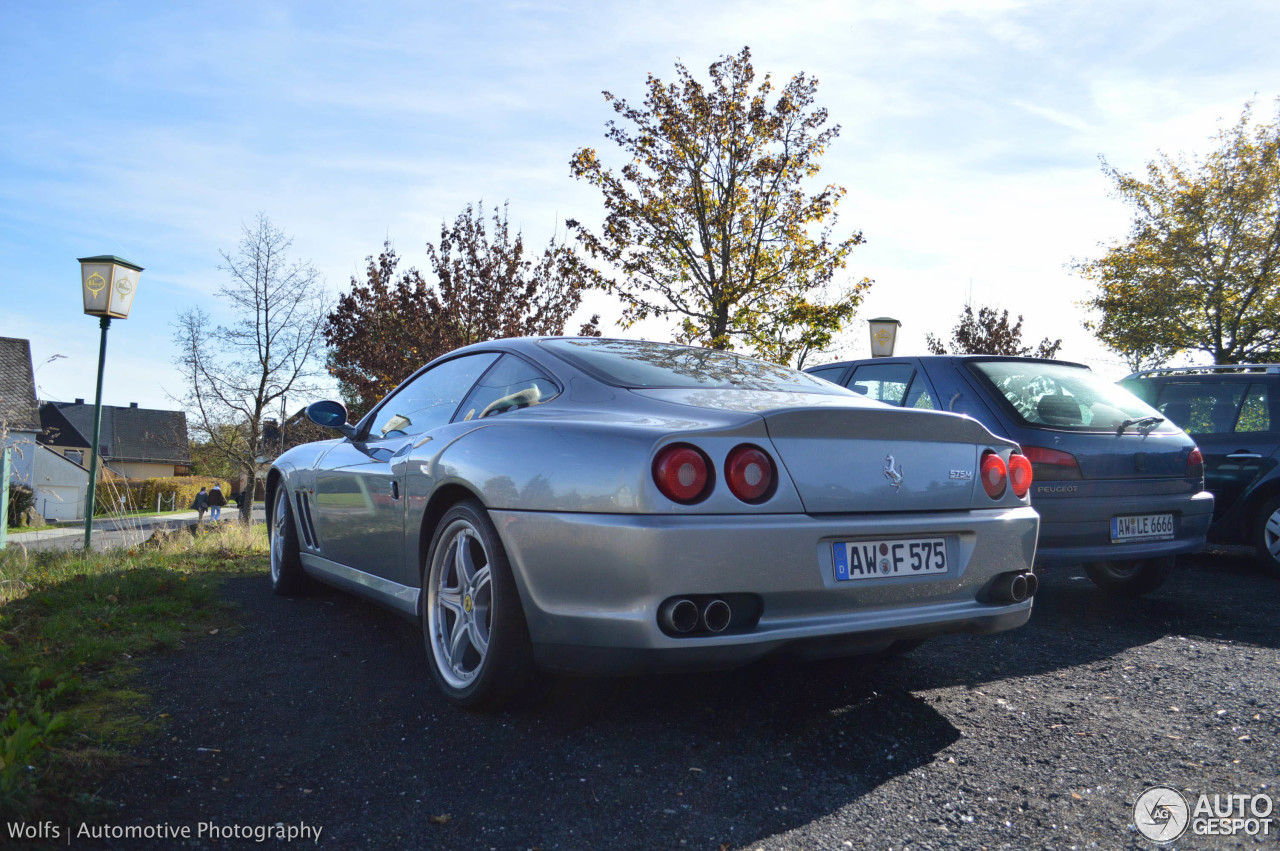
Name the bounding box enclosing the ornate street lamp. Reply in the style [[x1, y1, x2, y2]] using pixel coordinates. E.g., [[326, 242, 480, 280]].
[[78, 255, 143, 551], [868, 317, 901, 358]]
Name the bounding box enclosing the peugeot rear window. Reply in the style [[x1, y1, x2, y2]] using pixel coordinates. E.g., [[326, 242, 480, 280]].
[[541, 338, 850, 393], [970, 361, 1178, 433]]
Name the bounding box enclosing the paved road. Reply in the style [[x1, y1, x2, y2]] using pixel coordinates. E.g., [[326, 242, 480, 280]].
[[4, 507, 266, 552], [85, 551, 1278, 850]]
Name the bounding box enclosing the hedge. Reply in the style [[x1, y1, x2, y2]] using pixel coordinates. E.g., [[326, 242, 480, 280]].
[[93, 476, 232, 516]]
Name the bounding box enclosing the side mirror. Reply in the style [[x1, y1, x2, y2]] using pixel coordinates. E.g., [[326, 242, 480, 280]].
[[306, 400, 359, 439]]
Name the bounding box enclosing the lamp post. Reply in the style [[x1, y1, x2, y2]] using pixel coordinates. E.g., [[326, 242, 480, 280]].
[[868, 317, 901, 358], [78, 255, 143, 551]]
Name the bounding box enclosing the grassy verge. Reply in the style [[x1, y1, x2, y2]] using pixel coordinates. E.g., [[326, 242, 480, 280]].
[[0, 523, 266, 822]]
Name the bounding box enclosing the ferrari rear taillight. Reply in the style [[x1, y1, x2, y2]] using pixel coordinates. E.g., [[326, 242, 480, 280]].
[[653, 444, 712, 504], [1022, 445, 1083, 481], [725, 444, 775, 503], [1008, 453, 1033, 499], [980, 450, 1007, 499], [1187, 446, 1204, 480]]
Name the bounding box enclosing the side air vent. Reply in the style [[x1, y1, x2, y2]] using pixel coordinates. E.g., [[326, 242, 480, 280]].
[[294, 491, 320, 550]]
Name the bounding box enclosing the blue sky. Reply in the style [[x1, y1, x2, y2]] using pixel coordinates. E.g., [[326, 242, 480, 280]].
[[3, 0, 1278, 411]]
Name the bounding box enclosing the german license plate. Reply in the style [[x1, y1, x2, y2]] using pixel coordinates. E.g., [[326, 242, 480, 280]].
[[833, 538, 948, 582], [1110, 513, 1175, 543]]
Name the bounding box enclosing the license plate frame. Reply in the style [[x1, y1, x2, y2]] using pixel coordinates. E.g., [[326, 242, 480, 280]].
[[1110, 513, 1175, 543], [832, 537, 948, 582]]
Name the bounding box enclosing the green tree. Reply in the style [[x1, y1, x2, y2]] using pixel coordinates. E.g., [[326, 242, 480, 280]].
[[569, 46, 869, 366], [1078, 100, 1280, 366], [325, 202, 599, 412], [926, 304, 1062, 358]]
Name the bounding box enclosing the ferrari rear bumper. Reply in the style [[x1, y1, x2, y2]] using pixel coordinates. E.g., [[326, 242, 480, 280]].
[[491, 505, 1039, 675]]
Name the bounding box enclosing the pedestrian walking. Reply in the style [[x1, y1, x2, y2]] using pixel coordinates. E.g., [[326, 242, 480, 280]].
[[192, 487, 209, 524], [208, 484, 227, 522]]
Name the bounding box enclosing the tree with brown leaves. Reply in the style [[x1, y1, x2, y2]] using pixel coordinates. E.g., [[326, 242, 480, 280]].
[[325, 202, 599, 413], [926, 304, 1062, 359]]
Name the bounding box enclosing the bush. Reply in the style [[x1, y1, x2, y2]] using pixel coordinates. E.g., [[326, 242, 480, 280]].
[[93, 476, 230, 516], [6, 484, 35, 527]]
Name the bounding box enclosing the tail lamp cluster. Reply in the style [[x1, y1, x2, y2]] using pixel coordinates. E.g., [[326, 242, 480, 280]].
[[980, 450, 1032, 500], [653, 443, 776, 505], [1187, 447, 1204, 480]]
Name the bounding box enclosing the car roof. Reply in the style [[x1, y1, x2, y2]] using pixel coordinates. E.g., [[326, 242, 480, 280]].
[[807, 354, 1092, 371], [1123, 364, 1280, 380]]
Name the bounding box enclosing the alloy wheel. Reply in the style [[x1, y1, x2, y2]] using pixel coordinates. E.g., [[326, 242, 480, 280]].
[[428, 521, 493, 689]]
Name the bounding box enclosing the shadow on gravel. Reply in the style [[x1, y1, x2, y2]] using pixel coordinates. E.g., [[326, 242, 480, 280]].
[[100, 550, 1274, 850], [102, 574, 963, 851], [887, 551, 1280, 694]]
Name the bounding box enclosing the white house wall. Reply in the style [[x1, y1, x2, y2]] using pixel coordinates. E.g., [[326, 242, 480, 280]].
[[32, 443, 87, 521]]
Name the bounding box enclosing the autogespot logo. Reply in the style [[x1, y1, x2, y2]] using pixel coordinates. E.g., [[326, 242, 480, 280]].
[[1135, 786, 1277, 843], [1134, 786, 1190, 843]]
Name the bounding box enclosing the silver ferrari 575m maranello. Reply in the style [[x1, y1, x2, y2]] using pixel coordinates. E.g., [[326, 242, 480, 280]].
[[267, 337, 1040, 708]]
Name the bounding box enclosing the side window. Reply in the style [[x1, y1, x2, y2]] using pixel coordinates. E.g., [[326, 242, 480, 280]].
[[904, 373, 937, 409], [847, 363, 916, 406], [806, 365, 846, 385], [1156, 382, 1246, 435], [457, 355, 560, 422], [1235, 383, 1272, 433], [367, 353, 499, 439]]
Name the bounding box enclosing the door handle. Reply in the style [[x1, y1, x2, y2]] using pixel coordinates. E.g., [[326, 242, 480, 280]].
[[1226, 451, 1263, 459], [391, 481, 400, 500]]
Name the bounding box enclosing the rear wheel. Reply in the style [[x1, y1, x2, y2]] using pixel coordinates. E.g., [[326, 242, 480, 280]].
[[423, 500, 534, 710], [269, 487, 311, 595], [1084, 556, 1175, 597], [1253, 496, 1280, 578]]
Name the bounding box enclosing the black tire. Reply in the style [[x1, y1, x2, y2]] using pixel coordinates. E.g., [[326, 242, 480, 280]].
[[881, 638, 927, 657], [422, 499, 534, 710], [269, 487, 311, 595], [1253, 496, 1280, 578], [1084, 556, 1175, 597]]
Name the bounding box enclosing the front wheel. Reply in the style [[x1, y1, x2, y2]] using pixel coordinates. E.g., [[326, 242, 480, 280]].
[[1084, 556, 1175, 597], [423, 500, 534, 710], [269, 487, 311, 595], [1252, 496, 1280, 578]]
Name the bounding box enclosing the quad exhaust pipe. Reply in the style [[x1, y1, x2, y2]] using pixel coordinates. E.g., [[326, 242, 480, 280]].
[[702, 599, 731, 633], [659, 598, 699, 633], [659, 597, 733, 634], [990, 571, 1038, 603]]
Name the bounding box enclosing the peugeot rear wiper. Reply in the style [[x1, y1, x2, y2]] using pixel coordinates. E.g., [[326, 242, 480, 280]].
[[1117, 415, 1165, 435]]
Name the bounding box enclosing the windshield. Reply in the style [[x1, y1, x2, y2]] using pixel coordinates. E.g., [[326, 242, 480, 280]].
[[541, 338, 850, 394], [970, 360, 1178, 433]]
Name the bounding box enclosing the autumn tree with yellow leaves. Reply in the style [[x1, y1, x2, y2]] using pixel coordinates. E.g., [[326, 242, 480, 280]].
[[1078, 100, 1280, 369], [569, 47, 869, 367]]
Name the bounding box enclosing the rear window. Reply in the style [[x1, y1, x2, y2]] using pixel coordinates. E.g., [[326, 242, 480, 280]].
[[971, 361, 1177, 433], [541, 338, 849, 394]]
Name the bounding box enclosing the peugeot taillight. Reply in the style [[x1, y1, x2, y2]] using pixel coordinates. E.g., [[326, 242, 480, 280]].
[[980, 450, 1007, 499], [724, 444, 775, 503], [1008, 453, 1033, 499], [1187, 446, 1204, 481], [1022, 445, 1083, 481], [653, 444, 712, 504]]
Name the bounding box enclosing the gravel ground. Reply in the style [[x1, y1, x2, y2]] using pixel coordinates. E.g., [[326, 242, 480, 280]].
[[70, 549, 1278, 851]]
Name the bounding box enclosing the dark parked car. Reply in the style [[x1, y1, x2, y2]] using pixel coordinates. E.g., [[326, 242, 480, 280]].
[[1118, 365, 1280, 576], [805, 356, 1213, 595]]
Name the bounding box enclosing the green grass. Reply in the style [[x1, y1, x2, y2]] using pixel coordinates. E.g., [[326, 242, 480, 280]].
[[0, 523, 267, 822]]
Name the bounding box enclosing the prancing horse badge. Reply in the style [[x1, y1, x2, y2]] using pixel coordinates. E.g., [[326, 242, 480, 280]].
[[883, 454, 904, 490]]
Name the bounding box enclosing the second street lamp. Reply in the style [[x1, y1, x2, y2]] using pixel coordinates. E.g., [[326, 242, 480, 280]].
[[78, 255, 143, 552]]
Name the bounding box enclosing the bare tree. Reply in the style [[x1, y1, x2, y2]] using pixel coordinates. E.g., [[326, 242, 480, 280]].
[[173, 213, 329, 522]]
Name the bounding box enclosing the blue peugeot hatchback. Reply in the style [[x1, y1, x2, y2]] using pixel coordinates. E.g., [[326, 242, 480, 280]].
[[805, 356, 1213, 596]]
